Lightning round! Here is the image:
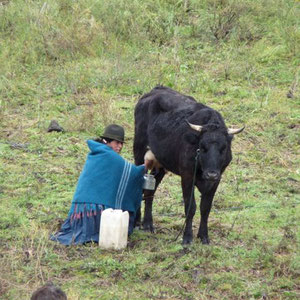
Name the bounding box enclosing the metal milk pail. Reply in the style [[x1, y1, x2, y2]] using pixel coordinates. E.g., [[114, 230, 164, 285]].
[[143, 174, 156, 190]]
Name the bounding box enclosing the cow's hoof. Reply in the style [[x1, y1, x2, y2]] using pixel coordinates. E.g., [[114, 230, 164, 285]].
[[134, 220, 142, 228], [182, 237, 193, 245], [142, 223, 155, 233], [201, 237, 210, 245]]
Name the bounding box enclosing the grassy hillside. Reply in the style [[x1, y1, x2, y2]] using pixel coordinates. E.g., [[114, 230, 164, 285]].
[[0, 0, 299, 299]]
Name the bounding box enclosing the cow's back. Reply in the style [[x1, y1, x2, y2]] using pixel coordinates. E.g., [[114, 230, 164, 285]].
[[134, 86, 198, 165], [133, 90, 153, 164]]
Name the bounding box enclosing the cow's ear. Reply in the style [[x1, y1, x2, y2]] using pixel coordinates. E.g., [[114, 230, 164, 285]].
[[184, 133, 199, 145]]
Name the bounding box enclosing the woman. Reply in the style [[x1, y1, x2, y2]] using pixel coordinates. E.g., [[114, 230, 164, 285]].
[[95, 123, 125, 153], [51, 124, 146, 245]]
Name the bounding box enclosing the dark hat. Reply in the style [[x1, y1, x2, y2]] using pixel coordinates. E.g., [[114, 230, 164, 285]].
[[101, 124, 125, 143]]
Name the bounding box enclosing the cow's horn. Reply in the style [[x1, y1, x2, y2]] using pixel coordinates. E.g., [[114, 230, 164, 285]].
[[188, 122, 203, 132], [228, 126, 245, 135]]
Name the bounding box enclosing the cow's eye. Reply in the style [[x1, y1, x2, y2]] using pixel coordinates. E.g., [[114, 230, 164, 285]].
[[185, 133, 199, 145]]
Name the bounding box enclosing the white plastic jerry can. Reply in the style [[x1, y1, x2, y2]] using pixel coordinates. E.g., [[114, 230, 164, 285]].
[[99, 209, 129, 250]]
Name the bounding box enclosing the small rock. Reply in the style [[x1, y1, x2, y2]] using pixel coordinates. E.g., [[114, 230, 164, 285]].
[[286, 90, 294, 98], [288, 124, 300, 130], [47, 120, 64, 133], [9, 142, 29, 150], [214, 91, 227, 97], [24, 249, 33, 259]]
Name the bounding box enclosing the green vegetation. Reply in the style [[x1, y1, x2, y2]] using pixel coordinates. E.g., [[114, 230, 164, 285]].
[[0, 0, 299, 299]]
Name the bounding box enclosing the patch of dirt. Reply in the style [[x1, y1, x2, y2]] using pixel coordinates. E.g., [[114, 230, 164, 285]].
[[0, 278, 9, 297]]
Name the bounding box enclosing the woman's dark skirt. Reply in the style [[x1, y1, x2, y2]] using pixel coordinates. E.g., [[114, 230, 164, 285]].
[[50, 203, 136, 245]]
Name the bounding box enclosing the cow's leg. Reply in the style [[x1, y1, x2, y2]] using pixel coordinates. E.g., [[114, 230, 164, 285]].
[[143, 168, 165, 232], [196, 182, 219, 244], [181, 176, 196, 245], [133, 142, 148, 228], [134, 207, 142, 228]]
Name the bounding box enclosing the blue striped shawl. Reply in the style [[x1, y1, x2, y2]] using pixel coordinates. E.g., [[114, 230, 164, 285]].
[[71, 140, 145, 213]]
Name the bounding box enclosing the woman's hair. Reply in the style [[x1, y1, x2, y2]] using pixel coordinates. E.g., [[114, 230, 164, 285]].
[[94, 137, 114, 144], [31, 282, 67, 300]]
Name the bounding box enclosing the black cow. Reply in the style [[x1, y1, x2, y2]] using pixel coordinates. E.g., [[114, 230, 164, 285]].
[[134, 86, 244, 245]]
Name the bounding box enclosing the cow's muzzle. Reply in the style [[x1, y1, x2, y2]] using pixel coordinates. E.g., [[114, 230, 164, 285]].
[[203, 171, 220, 181]]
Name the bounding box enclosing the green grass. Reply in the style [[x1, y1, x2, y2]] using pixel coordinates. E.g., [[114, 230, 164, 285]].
[[0, 0, 299, 299]]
